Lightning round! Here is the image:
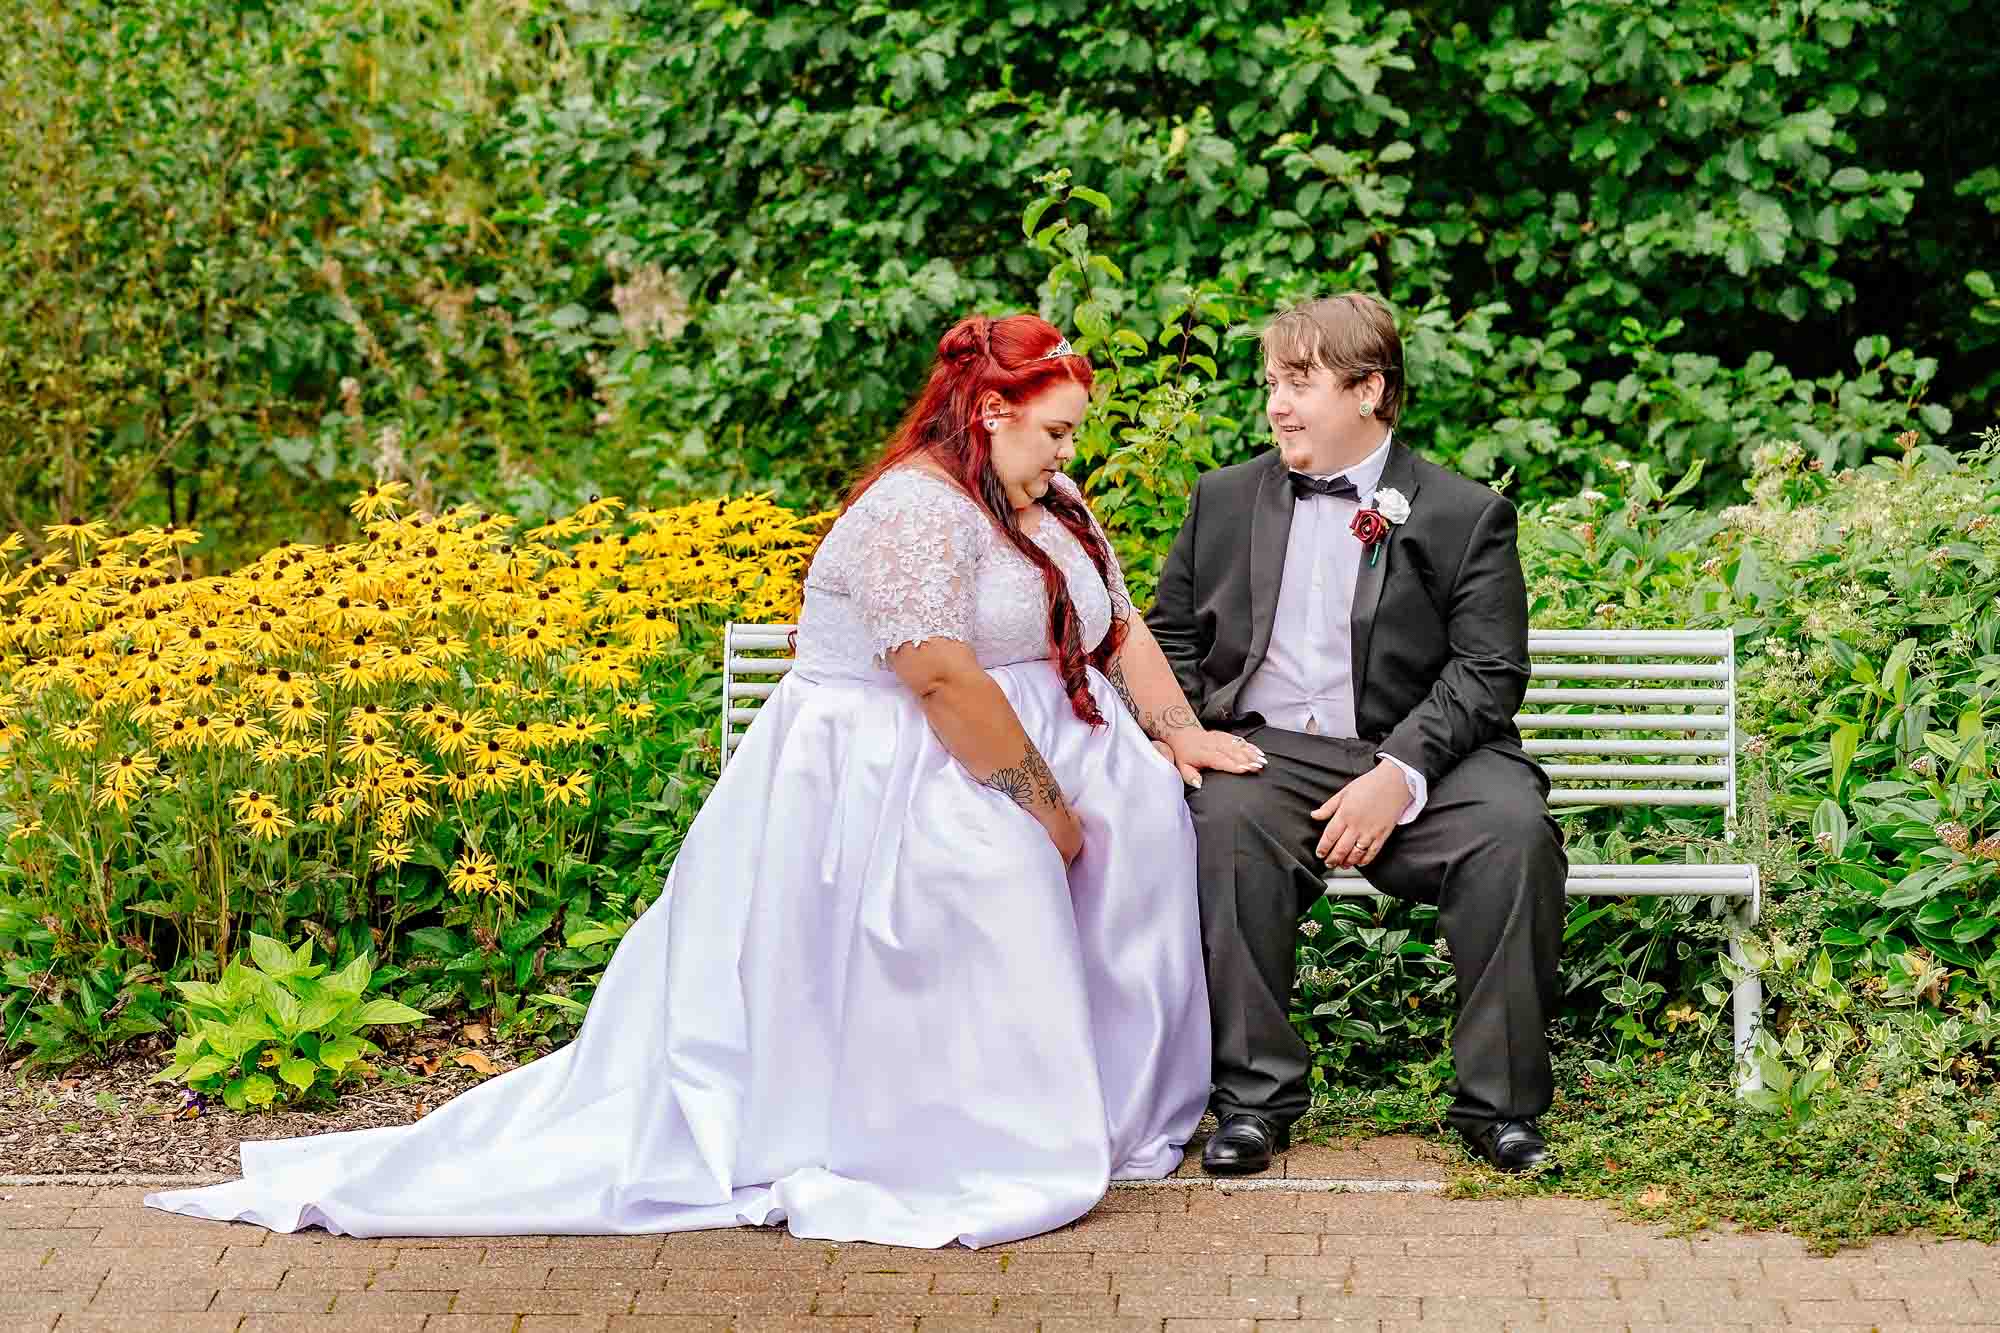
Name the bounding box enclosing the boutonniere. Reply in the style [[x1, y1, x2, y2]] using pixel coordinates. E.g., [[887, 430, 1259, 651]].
[[1350, 487, 1409, 567]]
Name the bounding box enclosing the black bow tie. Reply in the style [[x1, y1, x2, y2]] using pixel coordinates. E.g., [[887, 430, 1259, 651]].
[[1289, 471, 1360, 501]]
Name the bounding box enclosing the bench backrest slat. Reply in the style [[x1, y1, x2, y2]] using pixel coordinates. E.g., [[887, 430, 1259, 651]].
[[720, 623, 1739, 833]]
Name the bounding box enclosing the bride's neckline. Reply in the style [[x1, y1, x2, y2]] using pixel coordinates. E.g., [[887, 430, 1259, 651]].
[[891, 464, 1056, 541]]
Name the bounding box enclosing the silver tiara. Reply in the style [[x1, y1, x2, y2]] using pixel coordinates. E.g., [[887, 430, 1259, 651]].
[[1036, 336, 1074, 361]]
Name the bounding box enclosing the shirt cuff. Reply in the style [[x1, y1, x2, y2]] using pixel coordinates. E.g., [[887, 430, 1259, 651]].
[[1376, 751, 1428, 825]]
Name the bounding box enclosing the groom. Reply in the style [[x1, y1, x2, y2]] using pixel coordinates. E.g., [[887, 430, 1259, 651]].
[[1146, 293, 1567, 1174]]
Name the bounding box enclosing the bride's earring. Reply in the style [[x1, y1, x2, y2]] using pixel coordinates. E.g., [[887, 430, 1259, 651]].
[[984, 419, 999, 432]]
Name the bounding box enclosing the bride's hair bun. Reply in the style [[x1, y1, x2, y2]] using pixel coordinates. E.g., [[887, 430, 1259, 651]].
[[937, 316, 991, 365]]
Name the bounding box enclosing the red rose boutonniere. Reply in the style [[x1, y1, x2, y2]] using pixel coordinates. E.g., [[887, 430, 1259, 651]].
[[1349, 487, 1410, 567]]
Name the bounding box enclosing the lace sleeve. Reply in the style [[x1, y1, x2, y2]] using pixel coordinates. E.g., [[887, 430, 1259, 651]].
[[1050, 473, 1132, 620], [839, 471, 987, 661]]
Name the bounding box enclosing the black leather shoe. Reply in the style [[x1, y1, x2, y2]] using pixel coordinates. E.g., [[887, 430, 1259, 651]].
[[1201, 1112, 1289, 1175], [1457, 1119, 1551, 1172]]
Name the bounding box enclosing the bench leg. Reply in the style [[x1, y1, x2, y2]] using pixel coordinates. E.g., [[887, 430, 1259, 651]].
[[1728, 906, 1763, 1095]]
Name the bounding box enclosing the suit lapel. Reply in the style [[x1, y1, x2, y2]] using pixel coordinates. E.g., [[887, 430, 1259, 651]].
[[1244, 452, 1295, 677], [1349, 440, 1421, 708]]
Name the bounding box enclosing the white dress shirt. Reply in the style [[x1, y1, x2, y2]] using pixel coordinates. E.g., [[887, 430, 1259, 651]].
[[1238, 432, 1429, 826]]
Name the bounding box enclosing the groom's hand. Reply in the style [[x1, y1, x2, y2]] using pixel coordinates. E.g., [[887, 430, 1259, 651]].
[[1312, 762, 1407, 868]]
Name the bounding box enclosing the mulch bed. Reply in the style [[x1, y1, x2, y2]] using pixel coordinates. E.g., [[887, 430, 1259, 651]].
[[1, 1018, 531, 1178]]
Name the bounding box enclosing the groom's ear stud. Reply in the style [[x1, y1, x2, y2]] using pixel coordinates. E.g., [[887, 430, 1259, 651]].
[[1359, 402, 1375, 418]]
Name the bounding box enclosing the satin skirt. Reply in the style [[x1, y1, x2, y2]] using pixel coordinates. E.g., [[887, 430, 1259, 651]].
[[144, 660, 1211, 1248]]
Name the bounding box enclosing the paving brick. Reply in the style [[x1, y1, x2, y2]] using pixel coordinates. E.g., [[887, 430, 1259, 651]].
[[376, 1262, 553, 1289], [809, 1294, 997, 1318], [278, 1264, 377, 1290], [0, 1318, 53, 1333], [1900, 1287, 1995, 1324], [1095, 1252, 1269, 1278], [1117, 1291, 1301, 1319], [420, 1316, 522, 1333], [452, 1288, 640, 1314], [913, 1320, 1037, 1333], [239, 1316, 428, 1333], [932, 1269, 1111, 1295], [331, 1289, 456, 1314], [519, 1318, 613, 1333], [602, 1318, 733, 1333], [211, 1286, 335, 1313], [1037, 1319, 1164, 1333], [57, 1317, 243, 1333], [993, 1291, 1119, 1316], [83, 1282, 219, 1311], [0, 1300, 70, 1319], [630, 1291, 817, 1317]]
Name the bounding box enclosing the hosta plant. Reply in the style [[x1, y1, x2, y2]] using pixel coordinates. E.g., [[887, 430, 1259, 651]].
[[153, 932, 425, 1110]]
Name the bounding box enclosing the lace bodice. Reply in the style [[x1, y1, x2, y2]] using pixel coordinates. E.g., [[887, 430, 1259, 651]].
[[795, 468, 1131, 680]]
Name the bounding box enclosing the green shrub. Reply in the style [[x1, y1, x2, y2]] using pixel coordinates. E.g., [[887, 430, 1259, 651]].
[[153, 933, 424, 1111]]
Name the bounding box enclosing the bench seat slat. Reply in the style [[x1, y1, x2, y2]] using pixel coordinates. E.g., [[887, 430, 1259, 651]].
[[1540, 763, 1728, 782], [1517, 712, 1731, 731], [1530, 662, 1730, 681], [1523, 686, 1730, 706], [1549, 789, 1729, 806]]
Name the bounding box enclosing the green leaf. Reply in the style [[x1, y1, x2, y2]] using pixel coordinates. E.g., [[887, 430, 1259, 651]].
[[319, 1035, 367, 1071], [1918, 403, 1952, 434], [1829, 166, 1871, 192], [1068, 186, 1113, 215], [182, 1054, 231, 1084], [349, 997, 427, 1026], [278, 1057, 318, 1093], [1020, 195, 1056, 239], [1829, 722, 1860, 798], [240, 1073, 277, 1107], [1811, 799, 1849, 857], [247, 933, 296, 978]]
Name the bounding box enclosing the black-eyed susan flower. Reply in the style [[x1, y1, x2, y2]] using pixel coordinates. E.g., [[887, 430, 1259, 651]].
[[540, 769, 590, 808]]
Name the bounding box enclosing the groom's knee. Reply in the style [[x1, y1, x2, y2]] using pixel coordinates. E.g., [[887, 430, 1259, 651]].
[[1185, 769, 1272, 835]]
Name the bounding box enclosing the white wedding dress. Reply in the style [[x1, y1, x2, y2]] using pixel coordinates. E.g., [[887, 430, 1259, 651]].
[[145, 467, 1211, 1248]]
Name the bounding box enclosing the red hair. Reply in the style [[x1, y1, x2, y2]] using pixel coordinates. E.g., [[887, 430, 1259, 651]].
[[842, 313, 1127, 725]]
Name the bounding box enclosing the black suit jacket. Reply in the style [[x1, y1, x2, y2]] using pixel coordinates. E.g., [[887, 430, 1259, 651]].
[[1145, 441, 1533, 789]]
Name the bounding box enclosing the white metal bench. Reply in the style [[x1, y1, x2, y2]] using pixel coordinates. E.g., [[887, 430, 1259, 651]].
[[719, 623, 1763, 1090]]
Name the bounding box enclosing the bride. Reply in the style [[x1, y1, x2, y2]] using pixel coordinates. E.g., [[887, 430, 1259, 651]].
[[145, 313, 1266, 1249]]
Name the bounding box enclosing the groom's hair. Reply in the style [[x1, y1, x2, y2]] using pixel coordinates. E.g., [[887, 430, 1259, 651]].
[[1259, 294, 1404, 428]]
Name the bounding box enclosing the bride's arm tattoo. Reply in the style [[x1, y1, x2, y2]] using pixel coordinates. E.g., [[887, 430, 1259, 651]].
[[1107, 660, 1144, 727], [1107, 659, 1198, 741], [979, 745, 1065, 813]]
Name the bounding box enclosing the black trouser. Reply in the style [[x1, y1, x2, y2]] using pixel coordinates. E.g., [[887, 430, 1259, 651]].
[[1186, 727, 1567, 1133]]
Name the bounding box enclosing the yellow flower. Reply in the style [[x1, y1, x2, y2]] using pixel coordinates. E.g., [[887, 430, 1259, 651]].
[[49, 769, 80, 796], [233, 792, 295, 841], [98, 750, 160, 784], [540, 770, 591, 808], [50, 718, 98, 750], [446, 848, 498, 898], [349, 481, 411, 522], [274, 690, 326, 737], [441, 768, 477, 802], [613, 699, 656, 723], [216, 712, 270, 751], [45, 515, 112, 546], [338, 727, 398, 769], [92, 780, 140, 813], [368, 837, 413, 871]]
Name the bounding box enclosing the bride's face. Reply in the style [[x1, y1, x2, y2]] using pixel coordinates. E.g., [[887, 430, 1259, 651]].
[[982, 381, 1088, 512]]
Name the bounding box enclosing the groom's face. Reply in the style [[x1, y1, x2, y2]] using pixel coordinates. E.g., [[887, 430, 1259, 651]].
[[1263, 357, 1349, 471]]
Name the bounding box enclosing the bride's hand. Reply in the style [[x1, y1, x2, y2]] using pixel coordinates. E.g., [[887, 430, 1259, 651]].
[[1158, 729, 1266, 788], [1044, 804, 1085, 865]]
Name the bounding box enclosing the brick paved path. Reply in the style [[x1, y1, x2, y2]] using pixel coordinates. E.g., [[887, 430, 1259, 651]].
[[3, 1180, 1996, 1332]]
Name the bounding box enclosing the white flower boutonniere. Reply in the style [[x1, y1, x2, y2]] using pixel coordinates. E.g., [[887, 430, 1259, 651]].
[[1374, 487, 1412, 524]]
